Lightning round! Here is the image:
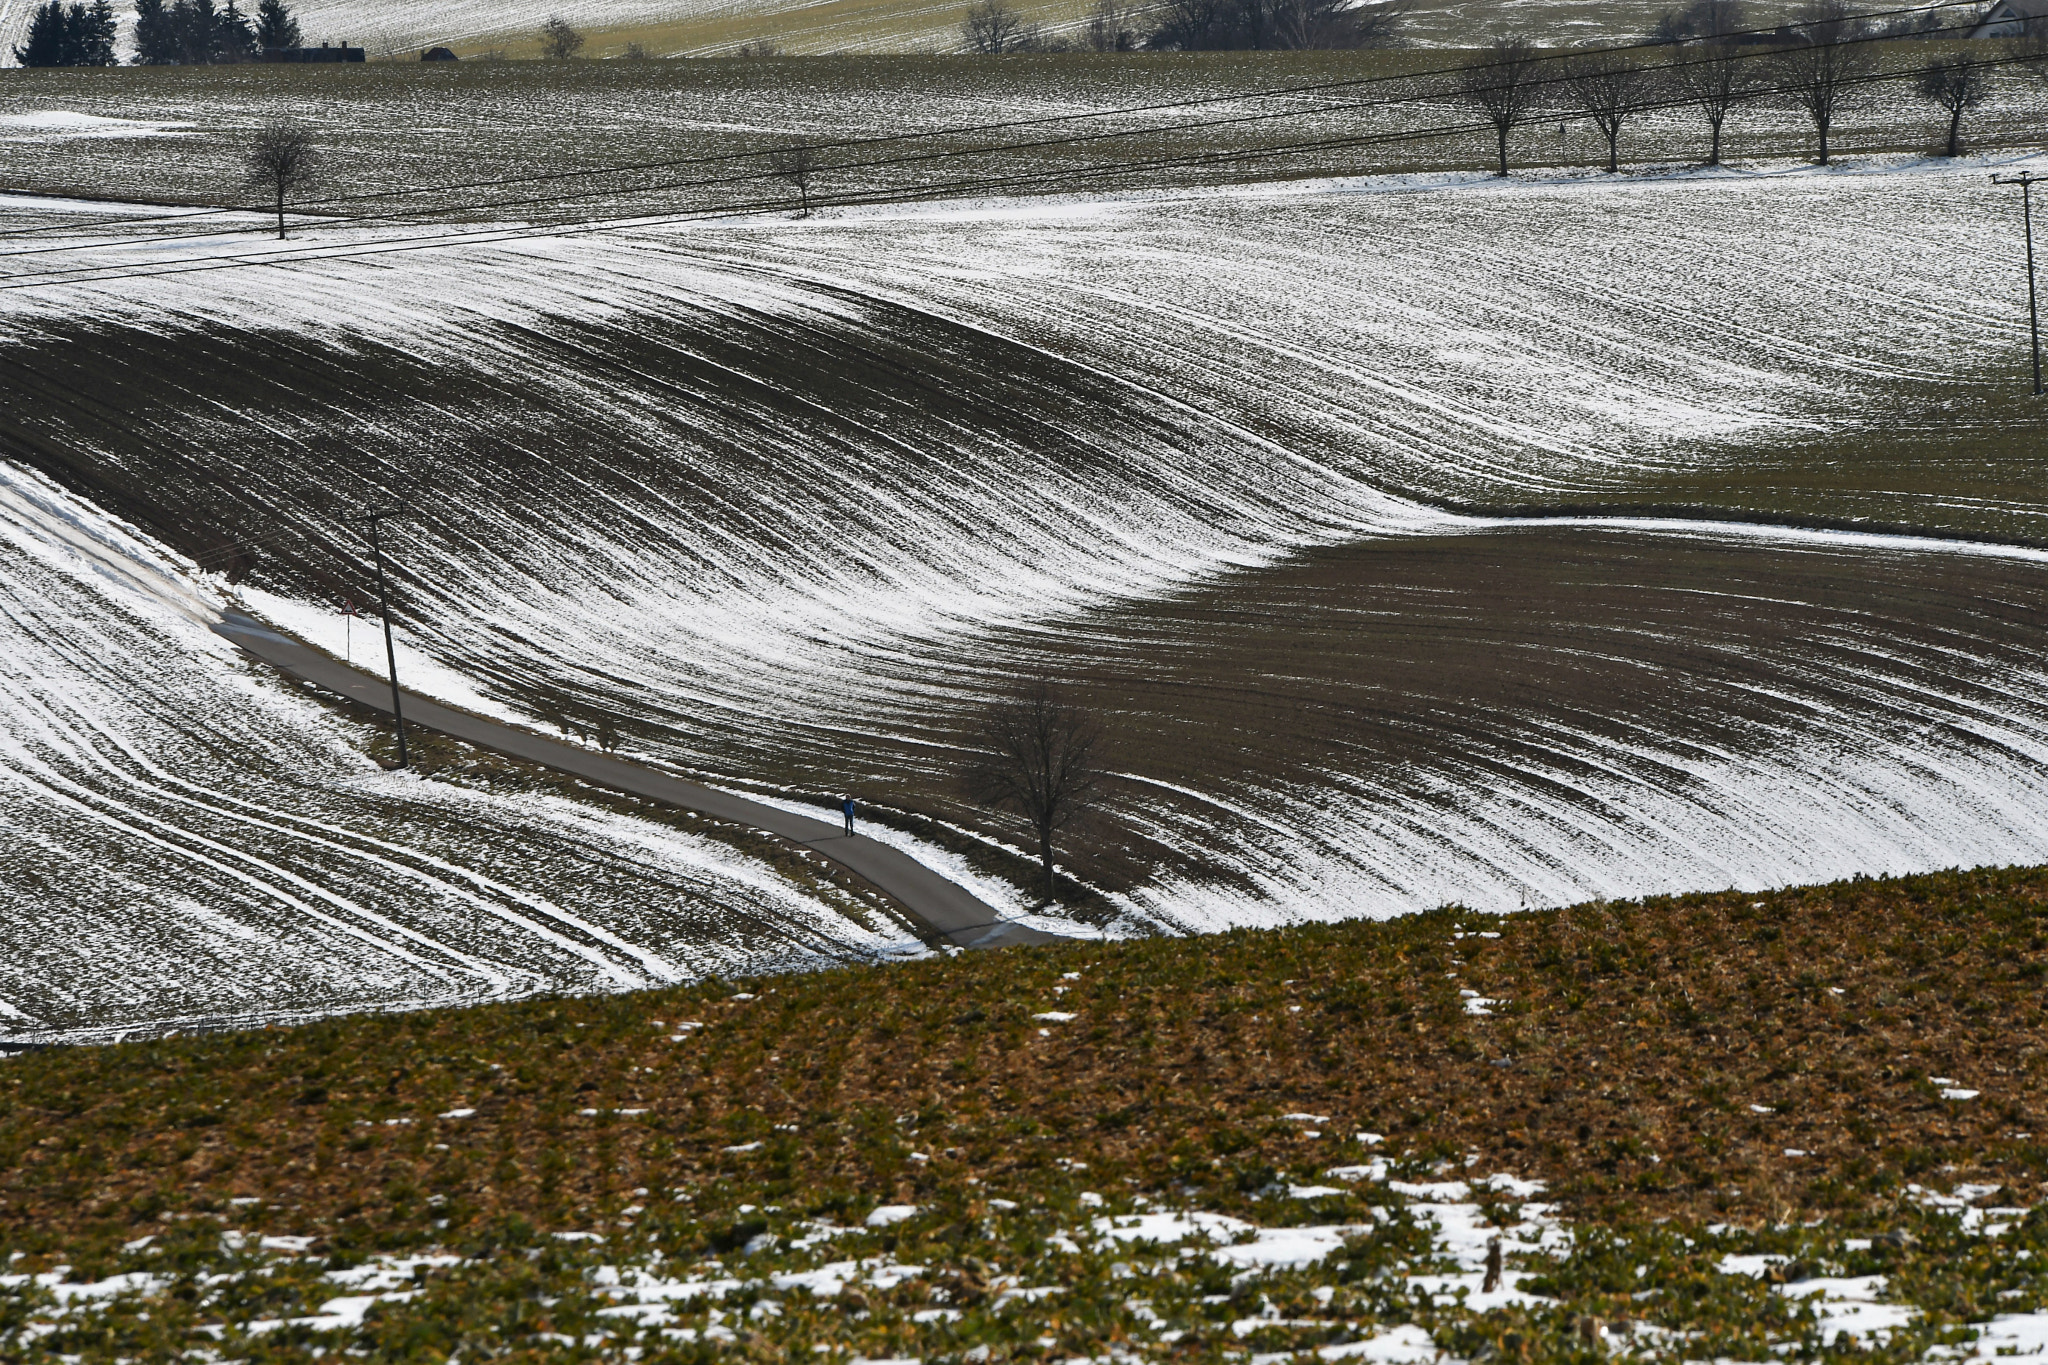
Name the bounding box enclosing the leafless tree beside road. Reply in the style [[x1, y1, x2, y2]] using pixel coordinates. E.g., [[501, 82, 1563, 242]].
[[768, 143, 821, 216], [1562, 49, 1655, 173], [1772, 0, 1875, 166], [1671, 38, 1752, 165], [1457, 35, 1545, 177], [242, 120, 319, 241], [964, 681, 1106, 905], [1916, 54, 1988, 157]]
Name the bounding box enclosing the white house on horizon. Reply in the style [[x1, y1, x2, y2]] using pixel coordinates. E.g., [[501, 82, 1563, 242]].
[[1971, 0, 2047, 37]]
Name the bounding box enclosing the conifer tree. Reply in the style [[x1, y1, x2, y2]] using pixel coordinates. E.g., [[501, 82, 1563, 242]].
[[172, 0, 219, 64], [133, 0, 179, 63], [78, 0, 117, 64], [14, 1, 70, 66], [215, 0, 257, 60], [253, 0, 297, 51]]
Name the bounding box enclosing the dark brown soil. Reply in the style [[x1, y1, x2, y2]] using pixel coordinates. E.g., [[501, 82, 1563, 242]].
[[746, 523, 2048, 900]]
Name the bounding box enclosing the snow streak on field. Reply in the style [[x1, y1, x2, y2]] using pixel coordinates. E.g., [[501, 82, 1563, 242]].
[[1, 157, 2045, 1012], [0, 462, 918, 1045]]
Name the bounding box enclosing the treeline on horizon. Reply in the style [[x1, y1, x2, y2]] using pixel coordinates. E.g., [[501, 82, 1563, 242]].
[[13, 0, 300, 67]]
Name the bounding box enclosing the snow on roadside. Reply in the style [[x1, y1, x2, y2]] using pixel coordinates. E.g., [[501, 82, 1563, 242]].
[[239, 584, 528, 728], [8, 157, 2048, 977], [709, 787, 1132, 941], [0, 458, 939, 1043]]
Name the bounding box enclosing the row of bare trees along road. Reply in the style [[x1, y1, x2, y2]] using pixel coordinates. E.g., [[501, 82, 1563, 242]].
[[1463, 0, 2044, 173]]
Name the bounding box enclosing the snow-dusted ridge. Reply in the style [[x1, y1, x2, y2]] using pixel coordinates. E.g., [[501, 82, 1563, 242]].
[[0, 460, 939, 1043], [4, 157, 2048, 1030]]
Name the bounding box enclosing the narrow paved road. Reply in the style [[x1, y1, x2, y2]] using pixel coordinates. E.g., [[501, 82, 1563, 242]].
[[214, 613, 1062, 950]]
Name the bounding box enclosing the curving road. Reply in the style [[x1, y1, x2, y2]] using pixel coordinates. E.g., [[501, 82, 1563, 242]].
[[213, 613, 1060, 951]]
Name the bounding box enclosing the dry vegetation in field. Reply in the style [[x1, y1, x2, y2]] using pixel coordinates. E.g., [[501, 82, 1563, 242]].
[[3, 863, 2043, 1259]]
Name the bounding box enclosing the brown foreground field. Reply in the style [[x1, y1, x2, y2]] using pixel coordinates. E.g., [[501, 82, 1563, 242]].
[[2, 863, 2040, 1253], [3, 865, 2045, 1361]]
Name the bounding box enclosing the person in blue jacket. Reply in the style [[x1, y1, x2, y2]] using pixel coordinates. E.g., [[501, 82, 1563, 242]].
[[842, 795, 856, 837]]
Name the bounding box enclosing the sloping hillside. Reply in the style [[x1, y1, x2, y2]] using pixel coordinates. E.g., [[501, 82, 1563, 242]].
[[1, 866, 2042, 1359], [4, 159, 2046, 935], [4, 56, 2044, 212], [0, 0, 1703, 61], [0, 458, 943, 1043]]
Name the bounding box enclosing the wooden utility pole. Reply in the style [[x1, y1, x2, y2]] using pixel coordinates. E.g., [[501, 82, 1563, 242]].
[[362, 510, 409, 768], [1993, 171, 2043, 396]]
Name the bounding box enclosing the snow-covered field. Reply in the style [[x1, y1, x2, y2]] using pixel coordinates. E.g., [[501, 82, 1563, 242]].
[[3, 51, 2040, 217], [264, 0, 1689, 55], [0, 458, 930, 1044], [2, 152, 2045, 1033], [0, 0, 1696, 60]]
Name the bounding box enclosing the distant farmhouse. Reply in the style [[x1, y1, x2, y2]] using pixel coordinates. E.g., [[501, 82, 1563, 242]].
[[262, 41, 365, 62], [1972, 0, 2047, 37]]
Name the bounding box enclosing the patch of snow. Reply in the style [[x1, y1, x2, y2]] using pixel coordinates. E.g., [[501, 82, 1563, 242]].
[[865, 1204, 918, 1227], [1317, 1323, 1441, 1362], [1781, 1275, 1916, 1344]]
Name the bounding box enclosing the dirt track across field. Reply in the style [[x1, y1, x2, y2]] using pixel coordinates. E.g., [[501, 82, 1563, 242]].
[[213, 612, 1056, 952]]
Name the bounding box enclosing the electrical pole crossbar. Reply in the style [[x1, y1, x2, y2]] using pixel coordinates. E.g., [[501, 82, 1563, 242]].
[[1993, 171, 2043, 397], [361, 509, 410, 769]]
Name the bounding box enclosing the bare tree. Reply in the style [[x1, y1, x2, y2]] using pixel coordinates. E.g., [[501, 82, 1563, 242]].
[[243, 120, 319, 240], [1456, 35, 1545, 177], [1272, 0, 1405, 48], [1671, 40, 1750, 165], [964, 681, 1105, 903], [962, 0, 1027, 52], [1562, 49, 1654, 173], [768, 143, 820, 216], [1085, 0, 1139, 50], [1915, 54, 1986, 158], [1650, 0, 1745, 43], [539, 14, 583, 59], [1344, 0, 1408, 46], [1146, 0, 1403, 49], [1771, 1, 1874, 166]]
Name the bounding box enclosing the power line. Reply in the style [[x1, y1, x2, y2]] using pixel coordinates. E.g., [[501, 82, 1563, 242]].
[[0, 0, 2003, 253]]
